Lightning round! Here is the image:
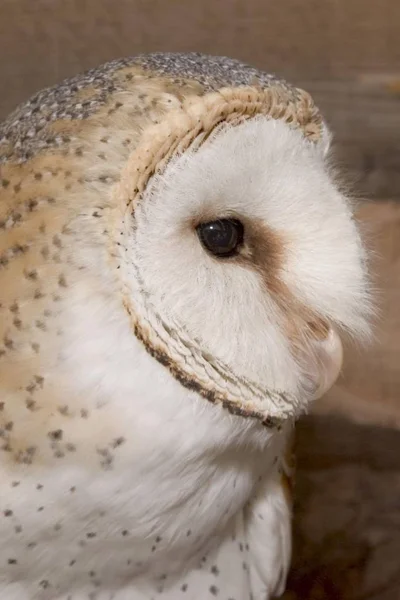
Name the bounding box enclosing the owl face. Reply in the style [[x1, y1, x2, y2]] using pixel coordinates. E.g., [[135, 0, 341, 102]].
[[116, 116, 371, 422]]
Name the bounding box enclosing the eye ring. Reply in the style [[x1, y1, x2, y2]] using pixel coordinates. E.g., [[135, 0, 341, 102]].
[[196, 219, 244, 258]]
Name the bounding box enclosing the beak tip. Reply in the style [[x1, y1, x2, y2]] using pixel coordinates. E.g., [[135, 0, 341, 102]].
[[311, 327, 343, 401]]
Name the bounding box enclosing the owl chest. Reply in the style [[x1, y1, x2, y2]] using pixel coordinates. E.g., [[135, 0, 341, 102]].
[[0, 297, 282, 591], [0, 433, 272, 597], [1, 351, 282, 595]]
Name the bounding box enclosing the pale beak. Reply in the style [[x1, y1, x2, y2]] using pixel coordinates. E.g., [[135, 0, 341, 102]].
[[310, 326, 343, 400]]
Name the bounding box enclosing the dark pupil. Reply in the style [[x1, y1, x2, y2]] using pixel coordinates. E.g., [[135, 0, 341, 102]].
[[197, 219, 244, 257]]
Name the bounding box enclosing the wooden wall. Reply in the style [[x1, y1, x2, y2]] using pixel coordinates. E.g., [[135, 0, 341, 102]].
[[1, 0, 399, 197]]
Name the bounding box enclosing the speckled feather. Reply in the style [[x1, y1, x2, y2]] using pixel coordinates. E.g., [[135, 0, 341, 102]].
[[0, 53, 368, 599], [0, 52, 298, 165]]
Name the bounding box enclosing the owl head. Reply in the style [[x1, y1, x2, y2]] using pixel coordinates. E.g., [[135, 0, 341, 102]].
[[108, 54, 372, 427]]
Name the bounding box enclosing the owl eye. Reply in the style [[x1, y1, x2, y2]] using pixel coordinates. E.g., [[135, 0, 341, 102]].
[[196, 219, 244, 258]]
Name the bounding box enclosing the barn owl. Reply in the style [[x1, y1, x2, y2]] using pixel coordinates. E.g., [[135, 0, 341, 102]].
[[0, 53, 371, 600]]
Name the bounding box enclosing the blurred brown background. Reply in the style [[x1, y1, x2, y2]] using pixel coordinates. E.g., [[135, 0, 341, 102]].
[[1, 0, 400, 198], [1, 1, 399, 598]]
